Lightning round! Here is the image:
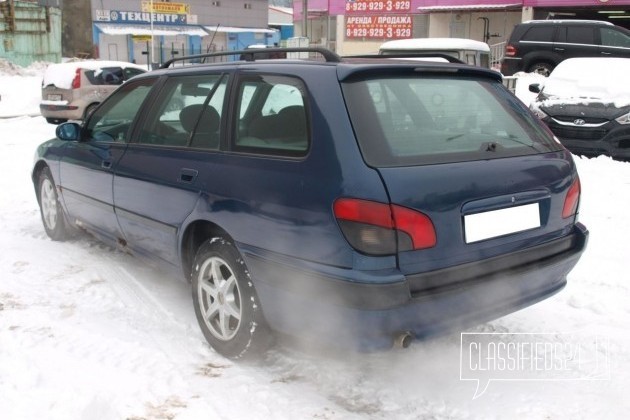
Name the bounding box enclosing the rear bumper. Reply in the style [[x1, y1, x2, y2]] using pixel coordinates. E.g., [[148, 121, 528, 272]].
[[500, 57, 522, 76], [243, 223, 588, 350], [40, 103, 82, 120]]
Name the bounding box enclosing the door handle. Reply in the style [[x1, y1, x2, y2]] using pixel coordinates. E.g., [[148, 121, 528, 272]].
[[601, 52, 612, 55], [102, 160, 112, 169], [179, 168, 198, 184], [553, 47, 565, 51]]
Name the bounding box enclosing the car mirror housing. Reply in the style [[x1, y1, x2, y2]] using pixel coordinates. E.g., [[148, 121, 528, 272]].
[[56, 122, 81, 141], [529, 83, 541, 94]]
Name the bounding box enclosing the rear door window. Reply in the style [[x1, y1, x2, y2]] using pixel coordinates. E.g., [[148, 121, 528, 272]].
[[233, 74, 309, 157], [522, 26, 555, 43], [342, 75, 561, 167]]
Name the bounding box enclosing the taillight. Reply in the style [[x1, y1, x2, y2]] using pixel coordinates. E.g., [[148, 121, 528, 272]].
[[334, 198, 436, 256], [505, 44, 517, 57], [71, 68, 81, 89], [562, 178, 580, 219]]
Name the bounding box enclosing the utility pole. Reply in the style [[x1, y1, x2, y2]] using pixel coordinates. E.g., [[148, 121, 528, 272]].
[[302, 0, 307, 38]]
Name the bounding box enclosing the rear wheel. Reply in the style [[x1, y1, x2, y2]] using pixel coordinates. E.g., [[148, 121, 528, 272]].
[[191, 237, 272, 359], [528, 62, 554, 77], [38, 167, 70, 241]]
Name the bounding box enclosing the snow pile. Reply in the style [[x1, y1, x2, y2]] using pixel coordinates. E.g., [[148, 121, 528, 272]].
[[0, 60, 47, 118]]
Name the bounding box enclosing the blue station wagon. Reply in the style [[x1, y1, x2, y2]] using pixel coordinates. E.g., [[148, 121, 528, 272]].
[[32, 48, 588, 358]]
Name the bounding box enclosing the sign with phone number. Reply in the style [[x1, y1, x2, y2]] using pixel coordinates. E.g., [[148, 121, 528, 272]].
[[346, 15, 413, 39], [345, 0, 411, 13]]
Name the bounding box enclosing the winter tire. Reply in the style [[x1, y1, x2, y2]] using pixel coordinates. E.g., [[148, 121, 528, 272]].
[[191, 237, 272, 359]]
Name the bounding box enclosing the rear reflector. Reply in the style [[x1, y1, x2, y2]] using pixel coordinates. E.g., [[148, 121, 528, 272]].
[[562, 178, 580, 219], [334, 198, 436, 255]]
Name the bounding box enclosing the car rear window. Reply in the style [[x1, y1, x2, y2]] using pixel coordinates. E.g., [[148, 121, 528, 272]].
[[342, 75, 562, 167]]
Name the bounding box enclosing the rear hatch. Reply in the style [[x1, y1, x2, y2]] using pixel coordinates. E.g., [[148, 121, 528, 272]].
[[341, 66, 577, 275]]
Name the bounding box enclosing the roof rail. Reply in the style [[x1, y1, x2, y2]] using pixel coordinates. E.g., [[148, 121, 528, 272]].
[[345, 53, 466, 65], [161, 47, 341, 68]]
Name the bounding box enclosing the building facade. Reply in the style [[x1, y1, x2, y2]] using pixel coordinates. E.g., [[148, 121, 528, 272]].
[[294, 0, 630, 55], [62, 0, 279, 65]]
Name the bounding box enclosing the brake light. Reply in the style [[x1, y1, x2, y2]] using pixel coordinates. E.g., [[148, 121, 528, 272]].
[[505, 45, 517, 57], [334, 198, 436, 255], [562, 178, 580, 219], [71, 68, 81, 89]]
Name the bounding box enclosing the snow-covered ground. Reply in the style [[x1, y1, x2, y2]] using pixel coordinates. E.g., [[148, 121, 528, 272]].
[[1, 62, 629, 420]]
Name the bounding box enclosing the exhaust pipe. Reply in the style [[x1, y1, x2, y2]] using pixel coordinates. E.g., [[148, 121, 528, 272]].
[[394, 331, 413, 349]]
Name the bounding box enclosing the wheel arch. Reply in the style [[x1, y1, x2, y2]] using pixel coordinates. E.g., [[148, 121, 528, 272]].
[[522, 52, 560, 71], [180, 219, 233, 281], [32, 160, 50, 203]]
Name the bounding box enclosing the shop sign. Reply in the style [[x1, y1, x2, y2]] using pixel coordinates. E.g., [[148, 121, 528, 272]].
[[132, 35, 153, 42], [141, 1, 190, 14], [346, 15, 413, 39], [345, 0, 411, 13], [95, 10, 187, 25]]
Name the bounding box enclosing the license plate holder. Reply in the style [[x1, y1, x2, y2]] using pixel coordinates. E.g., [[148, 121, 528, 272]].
[[464, 202, 541, 243]]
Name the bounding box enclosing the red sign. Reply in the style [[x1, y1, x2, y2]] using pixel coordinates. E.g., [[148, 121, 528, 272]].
[[345, 0, 412, 13], [346, 15, 413, 39]]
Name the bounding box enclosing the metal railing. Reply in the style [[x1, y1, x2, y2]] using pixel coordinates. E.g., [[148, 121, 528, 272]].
[[489, 41, 506, 70]]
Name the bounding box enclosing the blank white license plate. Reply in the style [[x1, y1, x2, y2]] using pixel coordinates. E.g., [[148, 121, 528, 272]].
[[464, 203, 541, 243], [47, 94, 62, 101]]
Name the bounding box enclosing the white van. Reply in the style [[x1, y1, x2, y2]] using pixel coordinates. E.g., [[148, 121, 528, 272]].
[[379, 38, 491, 68]]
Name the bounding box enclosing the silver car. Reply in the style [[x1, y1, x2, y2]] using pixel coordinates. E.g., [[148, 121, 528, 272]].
[[40, 60, 146, 124]]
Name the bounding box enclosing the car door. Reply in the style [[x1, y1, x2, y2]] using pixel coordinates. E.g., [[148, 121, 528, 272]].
[[59, 77, 156, 244], [598, 26, 630, 58], [554, 25, 598, 60], [113, 72, 228, 265]]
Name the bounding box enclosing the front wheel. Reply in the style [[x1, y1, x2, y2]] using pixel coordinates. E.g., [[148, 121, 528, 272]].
[[191, 237, 272, 359], [38, 166, 70, 241]]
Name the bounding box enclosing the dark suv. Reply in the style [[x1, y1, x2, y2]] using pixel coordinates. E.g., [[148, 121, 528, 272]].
[[501, 20, 630, 76], [32, 48, 588, 358]]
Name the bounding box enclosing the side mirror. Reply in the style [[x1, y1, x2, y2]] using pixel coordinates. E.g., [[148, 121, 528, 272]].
[[56, 122, 81, 141], [529, 83, 541, 94]]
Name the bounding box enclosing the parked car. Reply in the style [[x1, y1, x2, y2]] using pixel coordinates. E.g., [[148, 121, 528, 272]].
[[501, 20, 630, 76], [379, 38, 491, 68], [40, 60, 146, 124], [529, 57, 630, 160], [32, 47, 587, 359]]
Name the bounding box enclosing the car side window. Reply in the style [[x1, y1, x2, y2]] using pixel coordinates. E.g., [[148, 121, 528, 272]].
[[234, 74, 309, 157], [522, 26, 554, 42], [600, 28, 630, 48], [136, 74, 226, 149], [84, 78, 155, 143], [565, 27, 595, 45]]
